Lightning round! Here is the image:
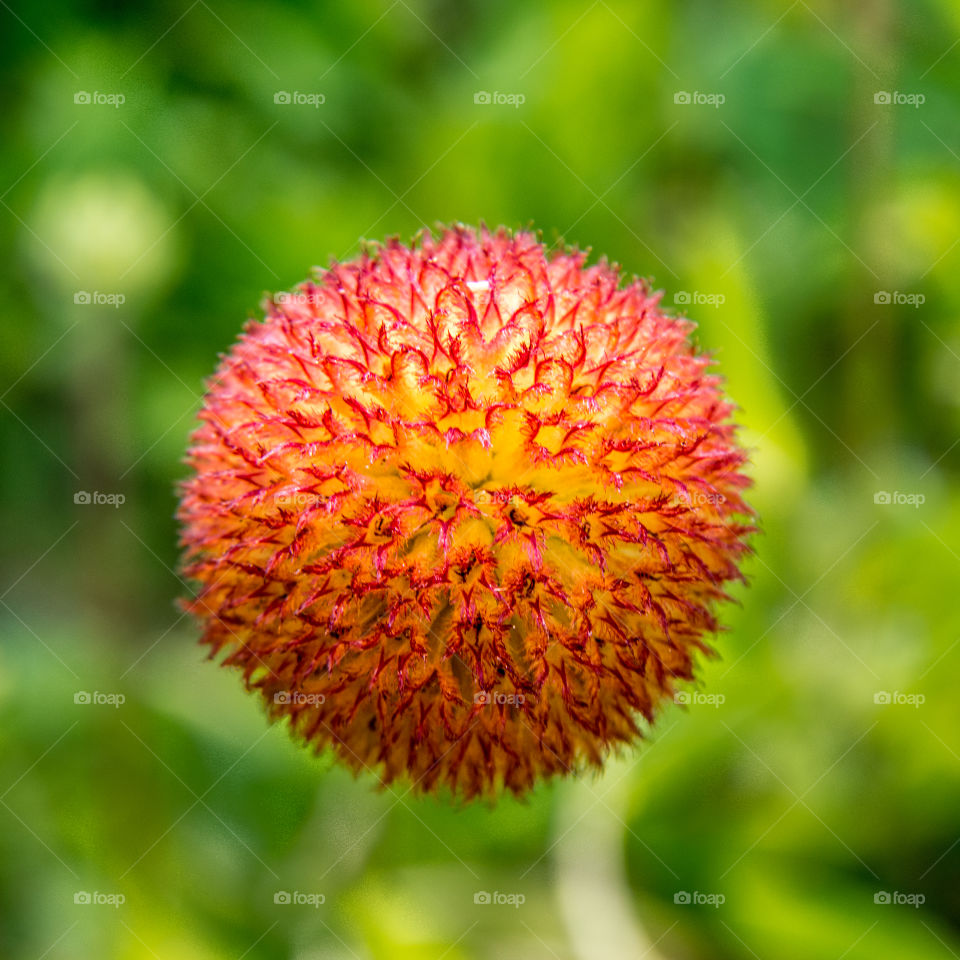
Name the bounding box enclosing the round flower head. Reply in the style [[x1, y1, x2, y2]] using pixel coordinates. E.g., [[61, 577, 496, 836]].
[[178, 225, 753, 800]]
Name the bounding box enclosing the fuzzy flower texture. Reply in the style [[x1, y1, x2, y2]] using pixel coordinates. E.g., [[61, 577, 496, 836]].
[[179, 226, 753, 800]]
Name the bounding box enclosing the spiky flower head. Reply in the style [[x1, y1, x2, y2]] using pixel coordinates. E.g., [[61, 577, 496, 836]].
[[178, 225, 753, 800]]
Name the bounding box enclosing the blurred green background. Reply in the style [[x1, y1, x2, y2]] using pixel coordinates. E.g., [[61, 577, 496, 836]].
[[2, 0, 959, 957]]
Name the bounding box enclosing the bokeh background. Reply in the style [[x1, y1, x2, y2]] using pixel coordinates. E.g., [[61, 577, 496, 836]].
[[2, 0, 959, 957]]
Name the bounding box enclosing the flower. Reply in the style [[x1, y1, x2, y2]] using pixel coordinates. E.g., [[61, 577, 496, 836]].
[[178, 225, 753, 800]]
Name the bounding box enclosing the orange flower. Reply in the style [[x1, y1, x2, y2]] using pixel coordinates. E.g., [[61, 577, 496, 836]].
[[178, 226, 753, 800]]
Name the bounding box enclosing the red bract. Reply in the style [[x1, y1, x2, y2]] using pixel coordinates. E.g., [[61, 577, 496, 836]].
[[178, 225, 754, 800]]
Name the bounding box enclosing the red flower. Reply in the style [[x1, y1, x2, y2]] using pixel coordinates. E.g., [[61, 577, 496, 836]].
[[178, 226, 753, 800]]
